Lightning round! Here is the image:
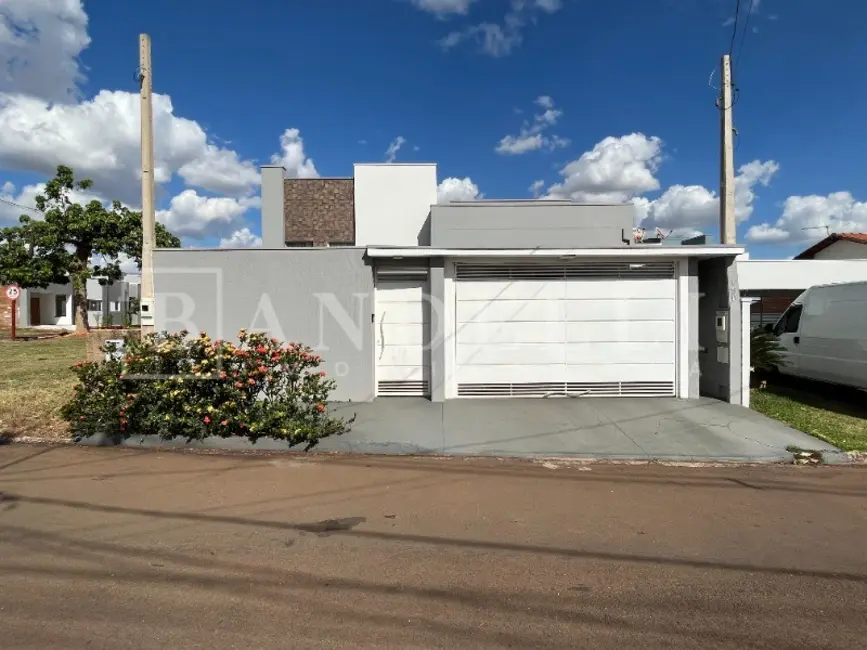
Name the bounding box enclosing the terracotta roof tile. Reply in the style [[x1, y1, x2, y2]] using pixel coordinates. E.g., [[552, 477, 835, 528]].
[[793, 233, 867, 259]]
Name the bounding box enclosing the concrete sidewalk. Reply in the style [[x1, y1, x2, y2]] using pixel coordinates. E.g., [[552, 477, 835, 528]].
[[84, 397, 840, 462]]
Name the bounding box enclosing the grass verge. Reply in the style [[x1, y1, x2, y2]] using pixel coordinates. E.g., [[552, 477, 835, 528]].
[[0, 335, 85, 440], [751, 385, 867, 452]]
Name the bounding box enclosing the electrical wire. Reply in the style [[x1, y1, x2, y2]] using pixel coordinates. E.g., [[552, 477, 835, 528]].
[[728, 0, 742, 57], [0, 197, 42, 213], [735, 0, 755, 74]]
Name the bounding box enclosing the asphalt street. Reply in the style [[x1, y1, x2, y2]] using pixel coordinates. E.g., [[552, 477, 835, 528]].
[[0, 445, 865, 649]]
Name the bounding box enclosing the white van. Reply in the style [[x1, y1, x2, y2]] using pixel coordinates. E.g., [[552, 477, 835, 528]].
[[770, 281, 867, 389]]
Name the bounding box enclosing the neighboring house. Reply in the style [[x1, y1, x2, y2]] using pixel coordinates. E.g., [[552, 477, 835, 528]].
[[794, 233, 867, 260], [738, 233, 867, 327], [17, 277, 141, 329], [154, 163, 749, 407]]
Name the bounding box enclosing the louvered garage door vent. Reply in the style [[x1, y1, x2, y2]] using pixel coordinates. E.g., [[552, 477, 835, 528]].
[[455, 262, 675, 280], [457, 381, 675, 398], [377, 380, 430, 396]]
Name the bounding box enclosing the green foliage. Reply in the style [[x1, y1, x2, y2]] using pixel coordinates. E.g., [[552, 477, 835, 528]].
[[61, 330, 354, 448], [0, 165, 180, 331], [99, 311, 114, 329], [750, 327, 787, 373]]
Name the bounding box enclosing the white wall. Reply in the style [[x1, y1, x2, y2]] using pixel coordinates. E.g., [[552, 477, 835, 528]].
[[737, 259, 867, 291], [812, 240, 867, 260], [353, 163, 437, 247], [32, 284, 73, 327]]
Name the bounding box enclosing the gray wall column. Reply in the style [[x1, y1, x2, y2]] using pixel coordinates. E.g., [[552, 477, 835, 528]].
[[687, 259, 700, 398], [428, 258, 445, 403], [260, 165, 285, 248], [697, 257, 743, 404], [725, 258, 743, 405]]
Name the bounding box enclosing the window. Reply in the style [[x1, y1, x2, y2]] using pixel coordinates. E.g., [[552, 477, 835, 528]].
[[55, 295, 67, 318], [774, 304, 803, 335], [286, 241, 313, 247], [110, 301, 121, 311], [87, 300, 102, 311], [329, 241, 354, 247]]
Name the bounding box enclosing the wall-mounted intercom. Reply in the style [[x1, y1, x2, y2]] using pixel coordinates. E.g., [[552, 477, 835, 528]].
[[715, 309, 729, 344], [140, 298, 155, 326]]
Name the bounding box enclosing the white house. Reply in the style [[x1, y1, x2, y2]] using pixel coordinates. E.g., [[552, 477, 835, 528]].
[[18, 276, 141, 329]]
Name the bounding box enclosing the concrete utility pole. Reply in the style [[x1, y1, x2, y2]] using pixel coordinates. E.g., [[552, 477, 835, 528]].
[[719, 54, 736, 245], [139, 34, 156, 333]]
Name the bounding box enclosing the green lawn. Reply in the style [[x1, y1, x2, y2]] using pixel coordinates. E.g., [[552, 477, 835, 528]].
[[752, 385, 867, 452], [0, 335, 86, 440]]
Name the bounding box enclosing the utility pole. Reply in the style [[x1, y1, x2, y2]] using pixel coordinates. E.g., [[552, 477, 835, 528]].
[[139, 34, 156, 334], [718, 54, 736, 245]]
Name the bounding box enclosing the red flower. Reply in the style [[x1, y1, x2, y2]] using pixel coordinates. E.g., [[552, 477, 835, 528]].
[[203, 416, 211, 424], [257, 365, 267, 374], [256, 345, 268, 354], [234, 381, 244, 389], [318, 370, 326, 377], [220, 420, 228, 426], [219, 371, 228, 379], [315, 403, 325, 413], [247, 378, 256, 385]]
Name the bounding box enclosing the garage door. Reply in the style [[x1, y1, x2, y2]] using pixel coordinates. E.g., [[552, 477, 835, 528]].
[[375, 267, 430, 396], [455, 262, 677, 397]]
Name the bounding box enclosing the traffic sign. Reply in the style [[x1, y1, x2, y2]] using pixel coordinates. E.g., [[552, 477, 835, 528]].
[[5, 285, 20, 301]]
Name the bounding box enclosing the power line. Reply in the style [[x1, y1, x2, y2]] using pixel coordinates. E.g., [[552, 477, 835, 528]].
[[735, 0, 755, 73], [0, 197, 42, 214], [728, 0, 742, 57]]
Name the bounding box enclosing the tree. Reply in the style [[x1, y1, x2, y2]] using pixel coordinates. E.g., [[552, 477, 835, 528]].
[[750, 327, 787, 374], [0, 165, 180, 333]]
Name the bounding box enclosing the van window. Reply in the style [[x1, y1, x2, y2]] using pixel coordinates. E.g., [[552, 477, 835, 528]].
[[783, 304, 803, 333]]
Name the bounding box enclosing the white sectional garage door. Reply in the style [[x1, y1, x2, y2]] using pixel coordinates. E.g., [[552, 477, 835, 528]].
[[375, 267, 430, 396], [455, 262, 677, 397]]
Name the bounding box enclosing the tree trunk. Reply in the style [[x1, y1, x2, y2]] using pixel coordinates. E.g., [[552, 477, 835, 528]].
[[72, 281, 89, 334], [72, 250, 90, 334]]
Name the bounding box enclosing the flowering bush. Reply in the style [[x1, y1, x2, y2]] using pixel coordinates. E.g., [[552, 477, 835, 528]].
[[61, 329, 353, 447]]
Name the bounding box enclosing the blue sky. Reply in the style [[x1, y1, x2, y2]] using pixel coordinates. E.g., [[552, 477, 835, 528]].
[[1, 0, 866, 257]]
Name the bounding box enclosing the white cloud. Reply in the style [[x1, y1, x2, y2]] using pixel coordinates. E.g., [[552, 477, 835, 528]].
[[411, 0, 477, 17], [529, 179, 545, 197], [746, 191, 867, 244], [0, 1, 323, 212], [0, 180, 104, 226], [156, 191, 260, 238], [437, 177, 482, 203], [269, 128, 318, 178], [496, 96, 568, 155], [385, 136, 406, 163], [439, 0, 563, 57], [638, 160, 779, 231], [0, 89, 264, 204], [0, 0, 90, 102], [219, 227, 263, 249], [534, 0, 562, 12], [545, 133, 663, 202]]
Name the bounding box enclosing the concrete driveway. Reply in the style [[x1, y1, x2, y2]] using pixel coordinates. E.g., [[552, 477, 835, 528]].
[[94, 397, 840, 462], [321, 397, 839, 461]]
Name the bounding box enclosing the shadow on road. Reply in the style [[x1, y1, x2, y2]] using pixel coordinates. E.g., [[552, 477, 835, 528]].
[[2, 491, 865, 583]]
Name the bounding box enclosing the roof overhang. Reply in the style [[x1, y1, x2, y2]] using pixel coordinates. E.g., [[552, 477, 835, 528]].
[[365, 246, 745, 260]]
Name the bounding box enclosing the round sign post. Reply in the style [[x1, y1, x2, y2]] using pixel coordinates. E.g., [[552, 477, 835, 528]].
[[5, 285, 20, 340]]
